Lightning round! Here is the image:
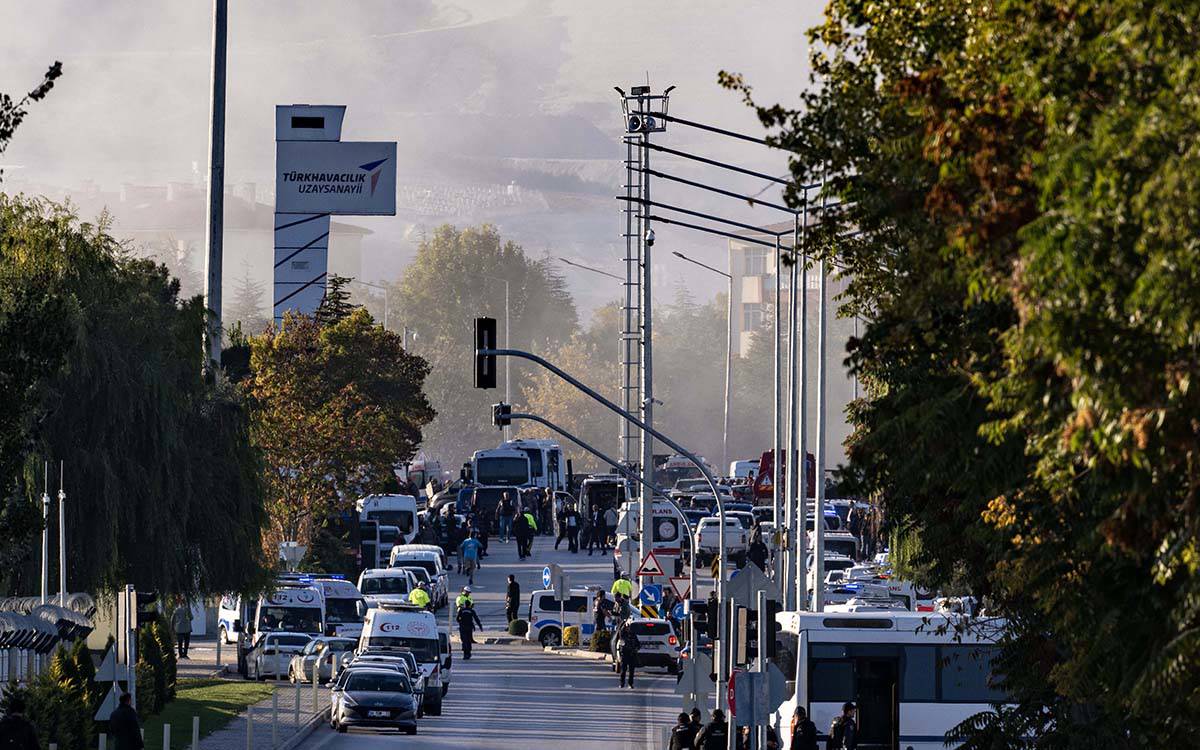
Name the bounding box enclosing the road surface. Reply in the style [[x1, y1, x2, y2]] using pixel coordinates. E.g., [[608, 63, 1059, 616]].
[[295, 529, 683, 749]]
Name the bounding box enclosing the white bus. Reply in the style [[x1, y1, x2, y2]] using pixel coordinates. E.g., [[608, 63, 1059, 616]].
[[499, 438, 565, 492], [775, 611, 1008, 750]]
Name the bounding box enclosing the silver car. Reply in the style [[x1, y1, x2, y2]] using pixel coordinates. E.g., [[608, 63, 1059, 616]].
[[288, 636, 357, 684], [247, 633, 312, 681]]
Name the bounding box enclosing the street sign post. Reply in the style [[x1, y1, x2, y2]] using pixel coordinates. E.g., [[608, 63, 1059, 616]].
[[542, 565, 553, 590], [640, 583, 663, 618], [636, 551, 666, 578], [544, 563, 570, 644], [725, 563, 782, 609], [669, 576, 692, 600], [673, 652, 715, 698], [731, 663, 788, 726]]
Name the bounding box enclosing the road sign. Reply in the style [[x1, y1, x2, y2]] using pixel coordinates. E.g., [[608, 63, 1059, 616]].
[[710, 555, 721, 579], [542, 565, 553, 589], [636, 551, 666, 577], [725, 562, 782, 609], [671, 602, 687, 621], [640, 604, 660, 619], [669, 576, 691, 600], [95, 645, 118, 682], [94, 683, 121, 722], [732, 664, 788, 726], [673, 652, 715, 697], [640, 584, 663, 606]]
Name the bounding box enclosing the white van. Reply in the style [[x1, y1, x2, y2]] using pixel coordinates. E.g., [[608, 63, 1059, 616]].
[[218, 586, 326, 646], [315, 578, 366, 639], [357, 494, 420, 545], [357, 568, 416, 609], [359, 604, 445, 715]]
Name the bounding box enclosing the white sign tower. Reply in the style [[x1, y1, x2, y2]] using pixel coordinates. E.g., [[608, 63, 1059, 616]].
[[273, 105, 397, 320]]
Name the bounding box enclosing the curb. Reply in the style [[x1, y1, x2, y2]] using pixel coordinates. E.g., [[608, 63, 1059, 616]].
[[543, 647, 609, 661], [277, 707, 329, 750]]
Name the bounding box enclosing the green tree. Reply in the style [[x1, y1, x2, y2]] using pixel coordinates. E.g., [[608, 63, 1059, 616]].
[[245, 308, 435, 556], [2, 196, 268, 597], [226, 262, 270, 336], [721, 0, 1200, 745], [396, 224, 578, 460]]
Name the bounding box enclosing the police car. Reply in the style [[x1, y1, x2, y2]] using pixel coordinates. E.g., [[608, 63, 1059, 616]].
[[525, 587, 613, 647]]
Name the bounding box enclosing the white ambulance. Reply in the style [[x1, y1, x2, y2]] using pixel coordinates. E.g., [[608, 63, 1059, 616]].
[[359, 604, 445, 715]]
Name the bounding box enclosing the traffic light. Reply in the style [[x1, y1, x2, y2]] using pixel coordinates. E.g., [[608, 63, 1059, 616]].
[[739, 600, 782, 663], [474, 317, 497, 389], [492, 402, 512, 428], [135, 591, 159, 627]]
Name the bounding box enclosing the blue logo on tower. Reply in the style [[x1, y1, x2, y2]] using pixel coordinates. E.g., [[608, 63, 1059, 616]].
[[359, 158, 388, 196]]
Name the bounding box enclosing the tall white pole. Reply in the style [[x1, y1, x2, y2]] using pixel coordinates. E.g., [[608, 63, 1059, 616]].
[[638, 103, 655, 600], [40, 462, 49, 605], [813, 186, 829, 612], [772, 237, 782, 581], [203, 0, 228, 368], [721, 273, 732, 472], [797, 213, 809, 611], [58, 461, 66, 605]]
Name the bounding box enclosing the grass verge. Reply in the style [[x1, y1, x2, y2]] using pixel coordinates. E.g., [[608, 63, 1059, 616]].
[[138, 678, 274, 750]]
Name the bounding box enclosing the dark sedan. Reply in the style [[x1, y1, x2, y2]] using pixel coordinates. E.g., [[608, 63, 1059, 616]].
[[332, 669, 419, 734]]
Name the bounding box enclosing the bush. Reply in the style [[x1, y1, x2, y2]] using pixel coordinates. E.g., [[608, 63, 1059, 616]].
[[135, 662, 157, 715], [151, 616, 177, 700], [507, 619, 529, 636], [138, 624, 165, 714], [6, 653, 95, 750], [562, 625, 581, 648], [589, 629, 612, 654]]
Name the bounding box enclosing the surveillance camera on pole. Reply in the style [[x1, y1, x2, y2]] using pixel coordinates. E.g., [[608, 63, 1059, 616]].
[[644, 228, 655, 247]]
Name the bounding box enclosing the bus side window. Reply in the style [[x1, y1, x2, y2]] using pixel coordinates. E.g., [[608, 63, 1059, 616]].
[[777, 633, 799, 682], [810, 660, 854, 703], [901, 646, 937, 700]]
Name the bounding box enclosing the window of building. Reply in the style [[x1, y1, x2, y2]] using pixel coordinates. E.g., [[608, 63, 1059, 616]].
[[742, 303, 763, 331], [743, 248, 768, 276]]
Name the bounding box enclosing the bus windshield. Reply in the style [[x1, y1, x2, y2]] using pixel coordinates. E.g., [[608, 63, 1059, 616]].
[[258, 606, 322, 634], [519, 448, 544, 479], [367, 510, 413, 533], [476, 457, 529, 485]]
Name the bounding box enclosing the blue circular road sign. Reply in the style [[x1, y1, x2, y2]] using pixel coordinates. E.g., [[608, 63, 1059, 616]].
[[542, 566, 552, 589]]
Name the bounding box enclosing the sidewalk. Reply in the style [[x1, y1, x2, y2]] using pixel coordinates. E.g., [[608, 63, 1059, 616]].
[[175, 635, 231, 680], [198, 680, 329, 750]]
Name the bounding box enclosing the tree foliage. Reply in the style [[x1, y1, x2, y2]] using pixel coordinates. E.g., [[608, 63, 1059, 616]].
[[245, 308, 434, 555], [1, 196, 268, 597], [395, 224, 577, 458], [723, 0, 1200, 744]]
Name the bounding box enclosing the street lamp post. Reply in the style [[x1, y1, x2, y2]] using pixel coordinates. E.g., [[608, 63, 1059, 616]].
[[669, 251, 733, 472]]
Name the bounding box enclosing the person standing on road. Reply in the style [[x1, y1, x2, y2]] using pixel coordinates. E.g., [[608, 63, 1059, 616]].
[[747, 533, 769, 571], [790, 706, 818, 750], [498, 491, 516, 543], [616, 619, 641, 688], [566, 504, 580, 553], [171, 597, 193, 659], [603, 506, 618, 550], [592, 591, 611, 633], [505, 575, 521, 625], [541, 488, 554, 534], [668, 712, 698, 750], [456, 601, 484, 659], [521, 509, 539, 557], [109, 693, 144, 750], [694, 709, 728, 750], [555, 503, 570, 550], [456, 586, 474, 610], [512, 511, 531, 560], [459, 532, 483, 585]]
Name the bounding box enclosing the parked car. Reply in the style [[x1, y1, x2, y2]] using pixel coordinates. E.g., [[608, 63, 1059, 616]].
[[246, 632, 311, 681], [330, 667, 419, 735], [611, 618, 681, 674], [288, 636, 356, 684]]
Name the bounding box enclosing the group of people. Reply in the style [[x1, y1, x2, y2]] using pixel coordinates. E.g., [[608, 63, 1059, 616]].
[[666, 703, 852, 750], [496, 490, 541, 559], [553, 501, 618, 555]]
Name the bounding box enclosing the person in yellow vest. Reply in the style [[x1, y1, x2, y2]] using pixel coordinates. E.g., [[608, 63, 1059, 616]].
[[408, 582, 431, 610], [455, 586, 474, 610], [611, 573, 633, 598]]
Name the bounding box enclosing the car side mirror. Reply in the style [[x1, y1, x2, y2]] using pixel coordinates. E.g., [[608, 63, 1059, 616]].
[[356, 601, 367, 617]]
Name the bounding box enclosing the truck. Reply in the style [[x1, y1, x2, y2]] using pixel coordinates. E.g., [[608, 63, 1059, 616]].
[[751, 448, 815, 503], [357, 494, 420, 546], [693, 516, 748, 567]]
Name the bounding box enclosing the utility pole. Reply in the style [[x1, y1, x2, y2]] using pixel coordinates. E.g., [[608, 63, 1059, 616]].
[[796, 209, 809, 612], [203, 0, 228, 369], [773, 236, 782, 587], [813, 188, 829, 612], [58, 461, 66, 606], [40, 462, 48, 605]]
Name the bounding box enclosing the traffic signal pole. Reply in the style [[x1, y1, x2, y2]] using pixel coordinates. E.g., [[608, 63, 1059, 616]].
[[478, 343, 729, 706]]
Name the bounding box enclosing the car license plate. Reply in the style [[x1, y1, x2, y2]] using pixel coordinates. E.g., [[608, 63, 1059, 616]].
[[368, 710, 389, 718]]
